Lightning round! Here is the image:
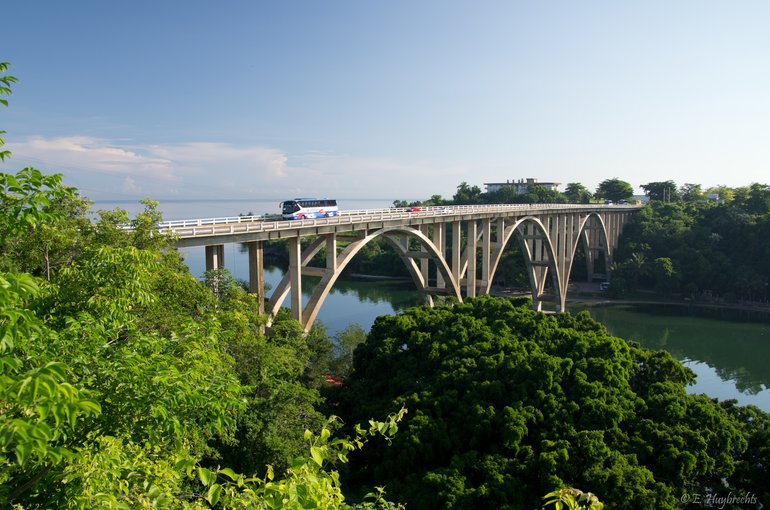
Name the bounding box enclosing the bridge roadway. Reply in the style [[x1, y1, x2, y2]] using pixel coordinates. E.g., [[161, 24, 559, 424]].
[[165, 203, 641, 331]]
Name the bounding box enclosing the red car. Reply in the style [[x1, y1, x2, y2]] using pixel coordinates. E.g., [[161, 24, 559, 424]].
[[407, 206, 421, 212]]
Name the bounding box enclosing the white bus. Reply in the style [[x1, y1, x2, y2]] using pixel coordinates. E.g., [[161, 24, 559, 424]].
[[280, 198, 339, 220]]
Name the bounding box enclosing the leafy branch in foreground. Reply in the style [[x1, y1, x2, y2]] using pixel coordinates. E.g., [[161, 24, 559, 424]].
[[1, 61, 18, 161], [0, 273, 101, 504], [542, 488, 604, 510], [193, 408, 408, 509]]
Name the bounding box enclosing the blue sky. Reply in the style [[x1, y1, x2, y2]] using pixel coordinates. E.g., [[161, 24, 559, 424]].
[[2, 1, 769, 201]]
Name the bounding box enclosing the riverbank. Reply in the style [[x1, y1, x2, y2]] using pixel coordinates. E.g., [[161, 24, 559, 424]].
[[491, 281, 770, 322]]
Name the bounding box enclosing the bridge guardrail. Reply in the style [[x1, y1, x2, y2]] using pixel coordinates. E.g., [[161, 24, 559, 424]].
[[157, 204, 641, 239]]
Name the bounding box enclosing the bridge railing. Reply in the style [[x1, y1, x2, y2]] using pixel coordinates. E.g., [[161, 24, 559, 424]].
[[158, 203, 640, 239], [158, 214, 270, 229]]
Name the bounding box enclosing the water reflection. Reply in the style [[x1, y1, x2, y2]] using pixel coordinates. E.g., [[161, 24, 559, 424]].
[[584, 304, 770, 410]]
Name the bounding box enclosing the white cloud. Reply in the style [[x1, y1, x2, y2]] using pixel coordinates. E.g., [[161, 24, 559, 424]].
[[146, 143, 289, 179], [13, 136, 177, 180], [121, 176, 141, 193], [3, 135, 463, 199]]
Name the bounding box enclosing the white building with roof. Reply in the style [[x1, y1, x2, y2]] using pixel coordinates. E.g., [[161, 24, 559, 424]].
[[483, 178, 560, 194]]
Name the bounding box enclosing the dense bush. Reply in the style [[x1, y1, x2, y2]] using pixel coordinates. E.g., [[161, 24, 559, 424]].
[[336, 297, 769, 509]]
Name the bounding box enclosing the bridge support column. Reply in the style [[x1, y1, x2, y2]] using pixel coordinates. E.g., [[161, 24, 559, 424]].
[[466, 220, 477, 297], [451, 221, 461, 287], [481, 218, 491, 294], [326, 234, 337, 271], [548, 214, 567, 312], [247, 241, 265, 315], [558, 213, 578, 312], [289, 237, 302, 323], [433, 223, 445, 288], [419, 225, 430, 284], [205, 244, 225, 271], [584, 232, 594, 282]]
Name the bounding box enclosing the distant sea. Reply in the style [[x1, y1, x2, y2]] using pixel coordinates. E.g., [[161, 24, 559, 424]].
[[90, 197, 402, 222]]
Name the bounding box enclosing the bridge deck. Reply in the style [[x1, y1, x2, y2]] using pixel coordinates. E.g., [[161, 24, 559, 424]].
[[167, 204, 640, 247]]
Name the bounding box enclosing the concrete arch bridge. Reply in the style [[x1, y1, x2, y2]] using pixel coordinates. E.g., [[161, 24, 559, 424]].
[[168, 204, 641, 332]]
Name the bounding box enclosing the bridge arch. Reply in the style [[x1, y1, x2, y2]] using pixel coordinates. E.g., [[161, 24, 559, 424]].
[[483, 216, 564, 311], [567, 212, 612, 287], [268, 226, 462, 332]]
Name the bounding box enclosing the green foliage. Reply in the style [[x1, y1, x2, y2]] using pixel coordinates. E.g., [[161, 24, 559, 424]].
[[594, 178, 634, 202], [0, 163, 245, 505], [0, 168, 88, 279], [452, 182, 483, 204], [614, 187, 770, 301], [212, 282, 328, 477], [564, 183, 592, 204], [641, 181, 679, 202], [336, 297, 765, 509], [330, 324, 368, 378], [1, 61, 17, 161], [542, 488, 603, 509], [0, 164, 401, 506], [651, 257, 678, 296], [679, 183, 703, 202], [201, 409, 407, 509], [0, 273, 101, 504]]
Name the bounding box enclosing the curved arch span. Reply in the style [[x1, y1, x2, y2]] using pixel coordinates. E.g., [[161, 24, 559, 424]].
[[269, 226, 463, 332], [566, 212, 611, 287], [484, 216, 563, 311]]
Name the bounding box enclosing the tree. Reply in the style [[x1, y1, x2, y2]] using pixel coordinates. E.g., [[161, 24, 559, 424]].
[[679, 183, 703, 202], [330, 323, 368, 378], [337, 297, 764, 509], [705, 185, 735, 203], [652, 256, 679, 296], [612, 251, 650, 292], [612, 186, 770, 303], [0, 168, 89, 279], [427, 194, 446, 206], [595, 178, 633, 203], [0, 160, 412, 507], [522, 186, 566, 204], [641, 181, 679, 202], [1, 61, 17, 161], [564, 182, 592, 204], [743, 183, 770, 215], [452, 182, 482, 204], [0, 273, 101, 506], [484, 185, 520, 204]]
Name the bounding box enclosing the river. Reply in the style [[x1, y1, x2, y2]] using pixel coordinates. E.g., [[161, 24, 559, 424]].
[[93, 198, 770, 412]]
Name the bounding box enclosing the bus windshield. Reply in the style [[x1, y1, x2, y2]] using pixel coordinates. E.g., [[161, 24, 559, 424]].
[[280, 198, 339, 220]]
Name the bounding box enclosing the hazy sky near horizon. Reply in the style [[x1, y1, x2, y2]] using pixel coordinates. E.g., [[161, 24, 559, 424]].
[[2, 1, 769, 201]]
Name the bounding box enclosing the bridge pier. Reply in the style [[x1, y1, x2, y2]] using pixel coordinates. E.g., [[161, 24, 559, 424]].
[[481, 218, 491, 296], [433, 223, 445, 288], [451, 221, 461, 290], [288, 237, 303, 322], [205, 244, 225, 271], [247, 241, 265, 315]]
